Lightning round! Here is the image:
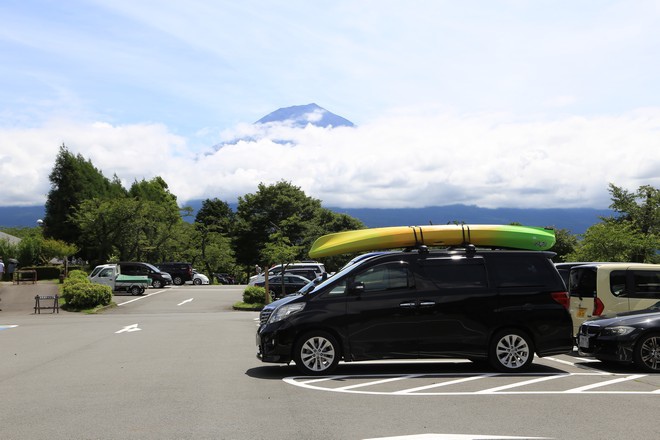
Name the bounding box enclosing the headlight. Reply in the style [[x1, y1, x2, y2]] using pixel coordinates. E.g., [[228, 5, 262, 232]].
[[601, 326, 635, 336], [267, 303, 306, 324]]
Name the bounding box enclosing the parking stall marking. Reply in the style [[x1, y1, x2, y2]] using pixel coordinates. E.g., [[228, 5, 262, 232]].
[[394, 373, 495, 395], [285, 371, 660, 395], [475, 374, 569, 394], [564, 374, 647, 393]]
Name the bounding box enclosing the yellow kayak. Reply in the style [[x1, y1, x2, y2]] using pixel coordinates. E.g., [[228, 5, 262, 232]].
[[309, 224, 556, 258]]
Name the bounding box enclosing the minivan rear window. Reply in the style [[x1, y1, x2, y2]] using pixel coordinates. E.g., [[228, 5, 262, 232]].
[[569, 267, 597, 298]]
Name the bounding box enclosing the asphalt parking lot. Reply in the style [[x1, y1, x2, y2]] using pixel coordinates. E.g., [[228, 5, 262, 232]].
[[1, 282, 659, 440]]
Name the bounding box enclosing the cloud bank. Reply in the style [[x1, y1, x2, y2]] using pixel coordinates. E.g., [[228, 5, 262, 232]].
[[1, 109, 658, 209]]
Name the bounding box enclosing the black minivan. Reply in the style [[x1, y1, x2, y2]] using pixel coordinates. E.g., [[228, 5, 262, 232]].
[[257, 247, 573, 375]]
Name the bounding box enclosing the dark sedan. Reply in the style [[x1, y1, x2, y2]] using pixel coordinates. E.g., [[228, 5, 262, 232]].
[[254, 274, 311, 300], [578, 302, 660, 372]]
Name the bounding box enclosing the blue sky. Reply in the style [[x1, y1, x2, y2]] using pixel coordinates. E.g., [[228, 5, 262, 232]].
[[1, 1, 659, 209]]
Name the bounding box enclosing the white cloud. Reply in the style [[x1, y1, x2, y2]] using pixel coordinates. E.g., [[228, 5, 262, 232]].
[[3, 110, 655, 209]]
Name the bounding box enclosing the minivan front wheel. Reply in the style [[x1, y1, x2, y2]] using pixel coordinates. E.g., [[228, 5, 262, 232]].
[[489, 329, 534, 372], [294, 331, 340, 375]]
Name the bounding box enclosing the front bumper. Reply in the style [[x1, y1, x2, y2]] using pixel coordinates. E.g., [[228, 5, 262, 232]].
[[256, 322, 296, 364], [577, 328, 638, 363]]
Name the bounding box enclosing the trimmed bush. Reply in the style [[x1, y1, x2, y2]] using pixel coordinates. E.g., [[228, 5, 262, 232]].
[[61, 276, 112, 309], [243, 286, 266, 305]]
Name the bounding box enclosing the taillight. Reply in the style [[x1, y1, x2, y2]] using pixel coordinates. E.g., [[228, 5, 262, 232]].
[[593, 297, 605, 316], [551, 291, 570, 310]]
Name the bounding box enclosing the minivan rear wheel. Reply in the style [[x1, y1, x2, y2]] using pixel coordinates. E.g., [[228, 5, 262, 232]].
[[489, 329, 534, 372], [173, 276, 183, 285], [294, 331, 340, 375]]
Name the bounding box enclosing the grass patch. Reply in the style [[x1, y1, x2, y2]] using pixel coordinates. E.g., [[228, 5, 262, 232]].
[[233, 301, 263, 311]]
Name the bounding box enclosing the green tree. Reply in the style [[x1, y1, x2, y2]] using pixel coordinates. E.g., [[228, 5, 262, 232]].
[[194, 198, 235, 278], [261, 231, 302, 301], [233, 181, 322, 274], [550, 228, 578, 263], [44, 144, 125, 246], [568, 184, 659, 263]]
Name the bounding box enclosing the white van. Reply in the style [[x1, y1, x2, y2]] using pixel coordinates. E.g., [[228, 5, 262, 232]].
[[568, 263, 660, 335]]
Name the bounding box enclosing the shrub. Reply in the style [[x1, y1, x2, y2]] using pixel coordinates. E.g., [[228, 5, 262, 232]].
[[66, 269, 88, 281], [243, 286, 266, 305], [62, 280, 112, 309]]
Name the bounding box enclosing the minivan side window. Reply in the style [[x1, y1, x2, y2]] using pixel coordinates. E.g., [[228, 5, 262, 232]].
[[631, 270, 660, 299], [420, 258, 487, 289], [491, 256, 553, 288], [609, 271, 627, 296], [354, 263, 412, 293]]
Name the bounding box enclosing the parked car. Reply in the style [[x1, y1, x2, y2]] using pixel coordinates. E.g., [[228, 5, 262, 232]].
[[117, 261, 172, 289], [213, 273, 235, 284], [568, 263, 660, 335], [257, 247, 573, 375], [192, 270, 210, 285], [156, 262, 193, 285], [554, 262, 615, 289], [254, 274, 311, 299], [249, 261, 325, 285], [577, 301, 660, 372]]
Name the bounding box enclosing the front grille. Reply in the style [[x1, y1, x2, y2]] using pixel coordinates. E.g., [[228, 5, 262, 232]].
[[260, 309, 272, 325], [580, 324, 600, 336]]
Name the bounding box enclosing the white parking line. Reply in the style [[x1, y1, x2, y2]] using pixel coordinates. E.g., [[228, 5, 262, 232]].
[[476, 374, 568, 394], [338, 374, 425, 391], [285, 371, 659, 395], [117, 289, 167, 306], [394, 374, 495, 394], [564, 374, 646, 393]]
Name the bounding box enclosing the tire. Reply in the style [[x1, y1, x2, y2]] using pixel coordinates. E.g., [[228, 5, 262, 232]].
[[489, 329, 534, 373], [633, 333, 660, 373], [173, 276, 183, 285], [193, 278, 202, 285], [130, 285, 142, 296], [152, 280, 163, 289], [293, 331, 340, 375]]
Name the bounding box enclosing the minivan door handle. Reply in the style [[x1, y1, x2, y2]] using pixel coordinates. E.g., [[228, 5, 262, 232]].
[[419, 301, 436, 307], [399, 301, 417, 308]]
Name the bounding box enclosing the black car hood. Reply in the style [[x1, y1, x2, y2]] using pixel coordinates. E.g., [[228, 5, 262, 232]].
[[584, 308, 660, 327]]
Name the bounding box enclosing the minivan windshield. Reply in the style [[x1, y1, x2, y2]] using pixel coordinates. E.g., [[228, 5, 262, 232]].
[[308, 254, 379, 294], [145, 263, 161, 273]]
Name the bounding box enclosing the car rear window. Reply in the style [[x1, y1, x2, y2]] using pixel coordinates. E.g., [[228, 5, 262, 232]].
[[569, 267, 597, 298]]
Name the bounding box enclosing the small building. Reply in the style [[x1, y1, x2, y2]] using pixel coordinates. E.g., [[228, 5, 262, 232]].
[[0, 231, 21, 245]]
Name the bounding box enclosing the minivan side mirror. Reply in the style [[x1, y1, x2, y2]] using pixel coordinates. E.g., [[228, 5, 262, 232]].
[[347, 281, 365, 295]]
